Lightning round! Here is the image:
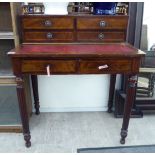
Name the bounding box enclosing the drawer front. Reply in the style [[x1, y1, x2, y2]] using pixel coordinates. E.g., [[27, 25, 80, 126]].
[[22, 17, 74, 30], [77, 31, 125, 42], [23, 31, 74, 42], [79, 59, 132, 74], [77, 17, 128, 30], [22, 60, 77, 74]]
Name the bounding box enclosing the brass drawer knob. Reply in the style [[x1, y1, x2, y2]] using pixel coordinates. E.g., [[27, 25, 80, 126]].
[[44, 20, 52, 27], [46, 32, 53, 39], [98, 64, 108, 70], [98, 33, 104, 40], [99, 21, 106, 27]]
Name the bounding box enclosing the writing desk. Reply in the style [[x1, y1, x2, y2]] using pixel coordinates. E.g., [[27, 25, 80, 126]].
[[8, 43, 145, 147]]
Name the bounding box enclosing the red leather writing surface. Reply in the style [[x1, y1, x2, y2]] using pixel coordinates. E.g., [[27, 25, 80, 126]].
[[9, 43, 144, 58]]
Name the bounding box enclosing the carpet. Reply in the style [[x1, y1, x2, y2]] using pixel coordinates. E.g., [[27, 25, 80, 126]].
[[77, 145, 155, 153]]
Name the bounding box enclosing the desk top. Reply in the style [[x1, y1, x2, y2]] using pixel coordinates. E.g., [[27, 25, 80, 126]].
[[8, 43, 145, 58]]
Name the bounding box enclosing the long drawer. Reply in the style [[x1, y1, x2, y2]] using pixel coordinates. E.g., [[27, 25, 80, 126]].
[[23, 31, 74, 42], [77, 16, 128, 30], [22, 60, 77, 74], [79, 59, 132, 74], [77, 31, 125, 42], [20, 59, 133, 74], [22, 17, 74, 30]]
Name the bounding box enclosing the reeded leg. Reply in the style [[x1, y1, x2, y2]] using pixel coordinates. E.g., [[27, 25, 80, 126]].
[[31, 75, 40, 115], [108, 74, 116, 113], [16, 76, 31, 148], [120, 74, 138, 144]]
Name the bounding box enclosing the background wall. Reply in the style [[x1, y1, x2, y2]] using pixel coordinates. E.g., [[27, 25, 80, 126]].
[[38, 75, 121, 112], [141, 1, 155, 50], [36, 2, 121, 112]]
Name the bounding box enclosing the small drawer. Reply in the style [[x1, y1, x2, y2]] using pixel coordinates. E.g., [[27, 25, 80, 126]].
[[22, 17, 74, 30], [77, 31, 125, 42], [77, 16, 128, 30], [23, 31, 74, 42], [22, 60, 77, 74], [79, 59, 132, 74]]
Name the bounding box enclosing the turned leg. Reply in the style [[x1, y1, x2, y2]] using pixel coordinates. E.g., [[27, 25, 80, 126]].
[[120, 74, 137, 144], [108, 74, 116, 113], [31, 75, 40, 115], [16, 76, 31, 148]]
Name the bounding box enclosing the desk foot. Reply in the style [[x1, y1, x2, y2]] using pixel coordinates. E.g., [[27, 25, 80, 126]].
[[24, 133, 31, 148], [34, 102, 40, 115], [35, 111, 40, 115], [120, 129, 127, 144], [120, 138, 125, 144], [107, 108, 113, 113]]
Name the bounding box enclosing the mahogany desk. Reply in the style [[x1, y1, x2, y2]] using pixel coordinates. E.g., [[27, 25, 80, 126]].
[[8, 43, 145, 147]]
